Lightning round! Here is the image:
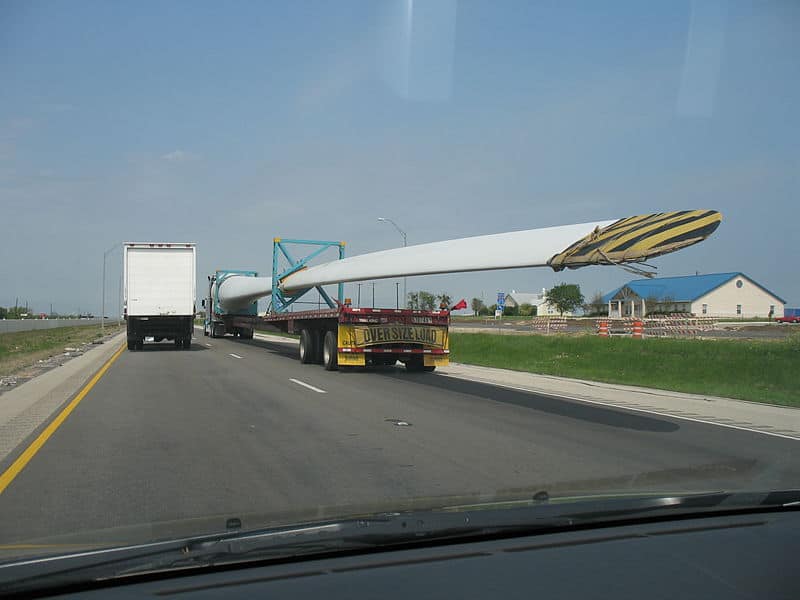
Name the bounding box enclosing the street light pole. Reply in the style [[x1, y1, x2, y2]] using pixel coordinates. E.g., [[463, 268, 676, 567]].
[[377, 217, 407, 308], [102, 243, 122, 336]]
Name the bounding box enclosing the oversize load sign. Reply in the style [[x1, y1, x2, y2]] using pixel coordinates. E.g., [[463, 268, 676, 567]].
[[341, 325, 448, 349]]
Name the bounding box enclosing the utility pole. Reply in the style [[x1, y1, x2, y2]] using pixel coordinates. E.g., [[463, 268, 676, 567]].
[[395, 282, 399, 309], [377, 218, 407, 307], [371, 282, 376, 308], [357, 283, 362, 308]]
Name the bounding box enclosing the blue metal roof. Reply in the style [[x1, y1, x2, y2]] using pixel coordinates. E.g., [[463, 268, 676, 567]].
[[602, 272, 786, 304]]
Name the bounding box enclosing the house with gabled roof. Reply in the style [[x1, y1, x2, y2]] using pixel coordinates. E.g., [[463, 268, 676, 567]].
[[602, 273, 785, 319], [505, 289, 569, 316]]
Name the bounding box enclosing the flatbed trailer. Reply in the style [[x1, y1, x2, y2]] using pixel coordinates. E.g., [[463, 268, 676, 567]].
[[204, 304, 450, 372]]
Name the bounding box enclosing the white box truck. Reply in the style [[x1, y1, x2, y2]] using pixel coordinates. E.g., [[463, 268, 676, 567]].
[[124, 242, 196, 350]]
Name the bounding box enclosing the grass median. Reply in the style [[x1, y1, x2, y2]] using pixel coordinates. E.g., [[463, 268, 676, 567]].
[[449, 332, 800, 407], [0, 324, 124, 377]]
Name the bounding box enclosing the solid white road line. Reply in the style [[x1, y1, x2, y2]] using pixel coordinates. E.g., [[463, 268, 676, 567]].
[[289, 378, 327, 394], [229, 353, 243, 359]]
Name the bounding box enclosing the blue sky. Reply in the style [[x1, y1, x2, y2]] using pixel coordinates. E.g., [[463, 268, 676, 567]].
[[1, 0, 798, 314]]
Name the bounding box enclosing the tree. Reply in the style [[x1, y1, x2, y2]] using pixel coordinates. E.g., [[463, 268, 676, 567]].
[[583, 291, 606, 317], [644, 294, 660, 316], [519, 303, 536, 316], [503, 304, 519, 316], [471, 298, 485, 316], [436, 293, 452, 309], [478, 305, 492, 316], [418, 291, 436, 311], [544, 283, 584, 316], [407, 292, 419, 310], [0, 307, 6, 319]]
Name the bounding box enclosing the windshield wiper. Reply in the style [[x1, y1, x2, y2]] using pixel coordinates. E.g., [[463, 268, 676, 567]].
[[1, 489, 798, 595]]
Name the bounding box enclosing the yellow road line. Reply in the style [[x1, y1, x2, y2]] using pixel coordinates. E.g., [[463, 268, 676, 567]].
[[0, 343, 126, 496]]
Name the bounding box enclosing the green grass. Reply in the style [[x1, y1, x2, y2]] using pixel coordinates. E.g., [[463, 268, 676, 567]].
[[0, 324, 124, 377], [450, 332, 800, 407]]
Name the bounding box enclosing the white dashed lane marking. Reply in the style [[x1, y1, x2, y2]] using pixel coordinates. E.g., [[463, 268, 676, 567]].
[[289, 379, 326, 394]]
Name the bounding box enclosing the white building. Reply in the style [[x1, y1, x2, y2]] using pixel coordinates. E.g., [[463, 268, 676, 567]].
[[602, 272, 785, 319], [504, 289, 570, 316]]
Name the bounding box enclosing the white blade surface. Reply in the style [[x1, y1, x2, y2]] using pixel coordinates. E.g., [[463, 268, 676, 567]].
[[215, 210, 722, 312], [281, 220, 614, 292], [217, 276, 273, 311], [217, 219, 613, 311]]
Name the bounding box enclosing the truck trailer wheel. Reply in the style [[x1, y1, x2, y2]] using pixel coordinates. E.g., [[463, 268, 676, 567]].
[[299, 329, 315, 364], [405, 357, 434, 372], [323, 330, 338, 371], [312, 330, 324, 364]]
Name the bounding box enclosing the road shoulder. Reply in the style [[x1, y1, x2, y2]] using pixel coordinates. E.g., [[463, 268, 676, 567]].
[[438, 362, 800, 440], [0, 332, 126, 465]]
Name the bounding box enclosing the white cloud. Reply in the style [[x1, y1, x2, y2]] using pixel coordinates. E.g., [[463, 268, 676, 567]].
[[161, 149, 198, 162]]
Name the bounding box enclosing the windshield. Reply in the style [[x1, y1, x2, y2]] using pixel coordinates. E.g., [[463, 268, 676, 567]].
[[0, 0, 797, 579]]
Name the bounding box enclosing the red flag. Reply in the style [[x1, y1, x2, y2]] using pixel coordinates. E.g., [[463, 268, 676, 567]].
[[451, 299, 468, 311]]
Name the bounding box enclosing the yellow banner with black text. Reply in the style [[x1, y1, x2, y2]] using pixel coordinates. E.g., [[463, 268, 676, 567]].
[[338, 325, 448, 349]]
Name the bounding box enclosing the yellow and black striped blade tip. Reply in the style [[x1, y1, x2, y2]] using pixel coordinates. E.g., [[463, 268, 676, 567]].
[[548, 210, 722, 271]]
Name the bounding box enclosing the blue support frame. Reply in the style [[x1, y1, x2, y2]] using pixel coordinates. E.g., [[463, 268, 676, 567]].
[[271, 238, 345, 313]]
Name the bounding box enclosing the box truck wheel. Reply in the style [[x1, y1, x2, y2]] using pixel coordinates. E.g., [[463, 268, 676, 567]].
[[299, 329, 315, 364], [323, 330, 338, 371]]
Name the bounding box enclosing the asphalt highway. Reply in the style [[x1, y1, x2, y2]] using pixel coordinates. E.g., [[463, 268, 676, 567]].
[[0, 333, 797, 546]]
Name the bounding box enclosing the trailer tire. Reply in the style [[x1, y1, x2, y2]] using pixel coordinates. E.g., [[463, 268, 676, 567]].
[[299, 329, 315, 364], [312, 330, 324, 364], [405, 357, 428, 372], [323, 330, 338, 371], [241, 329, 254, 340]]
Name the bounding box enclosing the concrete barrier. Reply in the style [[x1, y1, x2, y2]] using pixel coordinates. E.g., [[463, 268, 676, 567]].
[[0, 319, 107, 334]]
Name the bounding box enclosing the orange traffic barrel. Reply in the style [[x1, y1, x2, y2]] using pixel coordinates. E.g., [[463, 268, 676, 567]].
[[632, 320, 644, 339], [598, 320, 609, 337]]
